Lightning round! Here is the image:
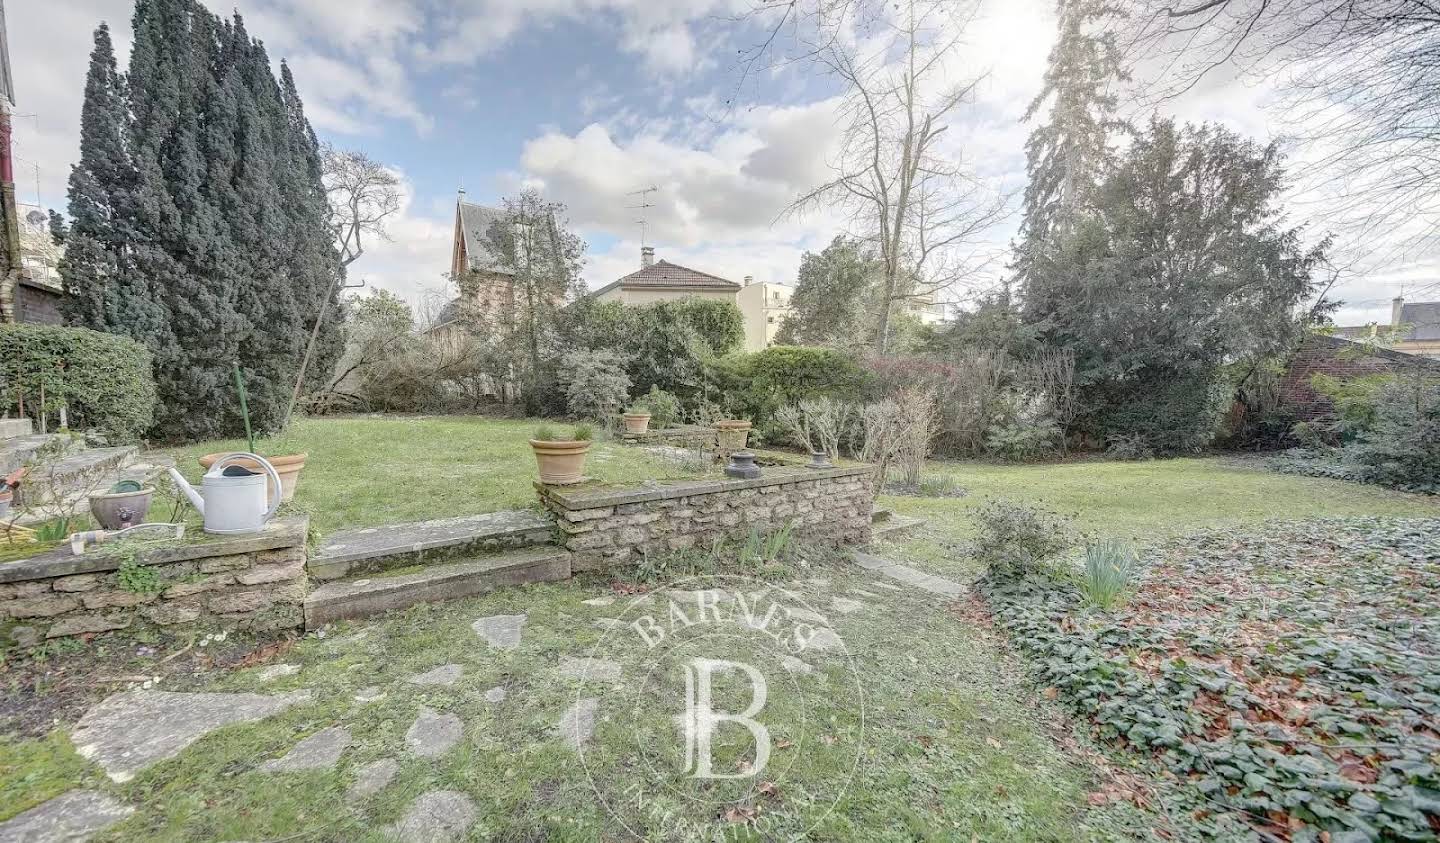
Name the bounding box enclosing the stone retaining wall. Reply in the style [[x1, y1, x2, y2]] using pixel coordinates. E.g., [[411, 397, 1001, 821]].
[[616, 424, 718, 450], [537, 464, 874, 572], [0, 518, 308, 642]]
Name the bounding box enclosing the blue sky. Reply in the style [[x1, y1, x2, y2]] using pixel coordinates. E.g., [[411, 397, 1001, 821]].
[[14, 0, 1434, 324]]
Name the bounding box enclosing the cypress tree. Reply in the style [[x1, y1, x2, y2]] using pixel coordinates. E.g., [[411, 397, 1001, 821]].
[[60, 0, 341, 441]]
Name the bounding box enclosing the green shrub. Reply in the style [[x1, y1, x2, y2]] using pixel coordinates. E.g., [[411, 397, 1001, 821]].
[[533, 424, 558, 442], [1104, 432, 1154, 461], [984, 417, 1061, 461], [972, 500, 1075, 576], [1345, 378, 1440, 494], [1310, 372, 1393, 440], [1082, 371, 1227, 456], [1073, 539, 1137, 610], [634, 386, 682, 428], [0, 324, 156, 441], [716, 345, 870, 435], [561, 349, 630, 423]]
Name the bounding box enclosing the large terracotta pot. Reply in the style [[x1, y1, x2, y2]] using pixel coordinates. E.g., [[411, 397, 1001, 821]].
[[530, 440, 592, 485], [714, 419, 752, 452], [199, 452, 306, 504], [89, 487, 155, 530], [622, 413, 652, 434]]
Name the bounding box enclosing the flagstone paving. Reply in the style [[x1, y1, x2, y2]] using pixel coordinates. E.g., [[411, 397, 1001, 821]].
[[405, 707, 463, 758], [347, 758, 400, 800], [558, 698, 599, 749], [406, 663, 463, 686], [852, 550, 966, 597], [830, 596, 866, 614], [259, 726, 351, 772], [0, 790, 133, 842], [69, 689, 312, 782], [484, 687, 507, 703], [471, 613, 526, 649], [388, 790, 478, 843]]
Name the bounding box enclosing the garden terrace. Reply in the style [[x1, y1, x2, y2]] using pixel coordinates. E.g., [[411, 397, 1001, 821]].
[[537, 462, 875, 571]]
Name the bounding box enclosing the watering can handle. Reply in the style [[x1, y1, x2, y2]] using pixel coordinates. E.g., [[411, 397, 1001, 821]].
[[213, 452, 282, 522]]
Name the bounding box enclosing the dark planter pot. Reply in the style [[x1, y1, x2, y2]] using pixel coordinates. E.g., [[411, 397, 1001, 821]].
[[807, 450, 834, 469], [89, 488, 155, 531], [725, 450, 762, 480]]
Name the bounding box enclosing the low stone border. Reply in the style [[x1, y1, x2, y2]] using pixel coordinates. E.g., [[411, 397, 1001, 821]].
[[536, 464, 874, 571], [616, 424, 718, 449], [0, 517, 309, 640]]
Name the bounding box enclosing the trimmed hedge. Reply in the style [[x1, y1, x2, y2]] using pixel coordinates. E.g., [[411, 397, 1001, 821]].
[[0, 324, 157, 441], [710, 345, 871, 436]]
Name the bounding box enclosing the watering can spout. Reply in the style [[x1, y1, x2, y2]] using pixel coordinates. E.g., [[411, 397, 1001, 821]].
[[166, 467, 205, 516]]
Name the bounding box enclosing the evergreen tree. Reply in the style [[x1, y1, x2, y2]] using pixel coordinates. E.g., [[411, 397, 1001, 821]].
[[59, 0, 346, 441], [1014, 0, 1127, 282], [774, 236, 882, 350]]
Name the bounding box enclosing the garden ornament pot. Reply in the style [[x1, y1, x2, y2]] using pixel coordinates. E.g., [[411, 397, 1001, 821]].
[[530, 439, 592, 485], [168, 452, 281, 535], [88, 485, 156, 530], [725, 450, 762, 480], [807, 450, 834, 469], [714, 419, 752, 452], [622, 412, 652, 434], [199, 452, 306, 503]]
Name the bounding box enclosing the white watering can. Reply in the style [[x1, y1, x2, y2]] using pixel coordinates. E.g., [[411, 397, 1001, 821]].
[[167, 452, 281, 535]]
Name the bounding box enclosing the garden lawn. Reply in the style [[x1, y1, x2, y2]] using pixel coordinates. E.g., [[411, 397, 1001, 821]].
[[879, 457, 1439, 579], [162, 416, 706, 536], [0, 560, 1158, 841]]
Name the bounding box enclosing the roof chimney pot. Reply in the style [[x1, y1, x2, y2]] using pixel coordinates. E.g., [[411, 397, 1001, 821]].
[[641, 246, 655, 268], [744, 275, 753, 286]]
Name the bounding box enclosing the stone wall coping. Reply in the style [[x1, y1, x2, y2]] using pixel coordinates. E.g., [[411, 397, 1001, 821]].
[[0, 516, 309, 583], [536, 463, 874, 510]]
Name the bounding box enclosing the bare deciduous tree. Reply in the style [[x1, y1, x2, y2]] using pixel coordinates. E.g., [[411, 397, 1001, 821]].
[[284, 146, 403, 426], [778, 0, 1008, 353], [1126, 0, 1440, 253]]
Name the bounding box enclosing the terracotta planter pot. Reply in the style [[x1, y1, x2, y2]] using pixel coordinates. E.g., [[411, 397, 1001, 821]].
[[714, 419, 752, 452], [199, 452, 306, 504], [89, 487, 155, 530], [622, 413, 652, 434], [530, 439, 592, 485]]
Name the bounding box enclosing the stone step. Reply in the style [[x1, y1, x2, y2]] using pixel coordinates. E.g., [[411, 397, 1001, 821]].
[[0, 418, 33, 439], [12, 446, 139, 511], [0, 433, 80, 475], [308, 510, 556, 581], [870, 514, 926, 541], [303, 547, 572, 628]]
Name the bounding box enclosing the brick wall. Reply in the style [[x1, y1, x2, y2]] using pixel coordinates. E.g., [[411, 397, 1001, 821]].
[[1278, 334, 1440, 422], [0, 518, 308, 642], [537, 465, 874, 572]]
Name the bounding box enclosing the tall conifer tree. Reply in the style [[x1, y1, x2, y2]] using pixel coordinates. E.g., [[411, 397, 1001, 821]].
[[60, 0, 342, 441], [1014, 0, 1127, 284]]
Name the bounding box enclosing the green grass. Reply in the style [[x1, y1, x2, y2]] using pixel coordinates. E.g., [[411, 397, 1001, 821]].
[[878, 456, 1438, 579], [162, 416, 708, 535], [0, 565, 1154, 839]]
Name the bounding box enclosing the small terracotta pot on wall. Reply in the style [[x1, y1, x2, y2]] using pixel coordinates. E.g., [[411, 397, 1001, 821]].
[[714, 419, 752, 452], [89, 487, 156, 530], [530, 439, 592, 485], [199, 452, 306, 504], [622, 413, 652, 434]]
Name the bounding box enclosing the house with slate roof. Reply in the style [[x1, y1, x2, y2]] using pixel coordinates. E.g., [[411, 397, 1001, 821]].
[[1336, 296, 1440, 359], [592, 246, 741, 306]]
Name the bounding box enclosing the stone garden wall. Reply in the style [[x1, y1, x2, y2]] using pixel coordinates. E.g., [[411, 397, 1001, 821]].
[[0, 517, 308, 642], [537, 464, 874, 572]]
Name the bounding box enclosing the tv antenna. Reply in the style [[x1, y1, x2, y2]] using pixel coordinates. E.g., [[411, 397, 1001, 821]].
[[625, 185, 658, 247]]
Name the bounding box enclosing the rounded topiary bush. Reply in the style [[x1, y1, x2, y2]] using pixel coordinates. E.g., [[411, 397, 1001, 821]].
[[0, 324, 157, 441]]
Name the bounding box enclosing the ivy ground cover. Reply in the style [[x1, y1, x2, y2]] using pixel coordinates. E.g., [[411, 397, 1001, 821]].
[[983, 518, 1440, 841]]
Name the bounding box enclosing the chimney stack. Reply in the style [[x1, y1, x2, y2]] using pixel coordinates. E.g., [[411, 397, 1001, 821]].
[[1392, 296, 1405, 327], [744, 275, 753, 286], [641, 246, 654, 268]]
